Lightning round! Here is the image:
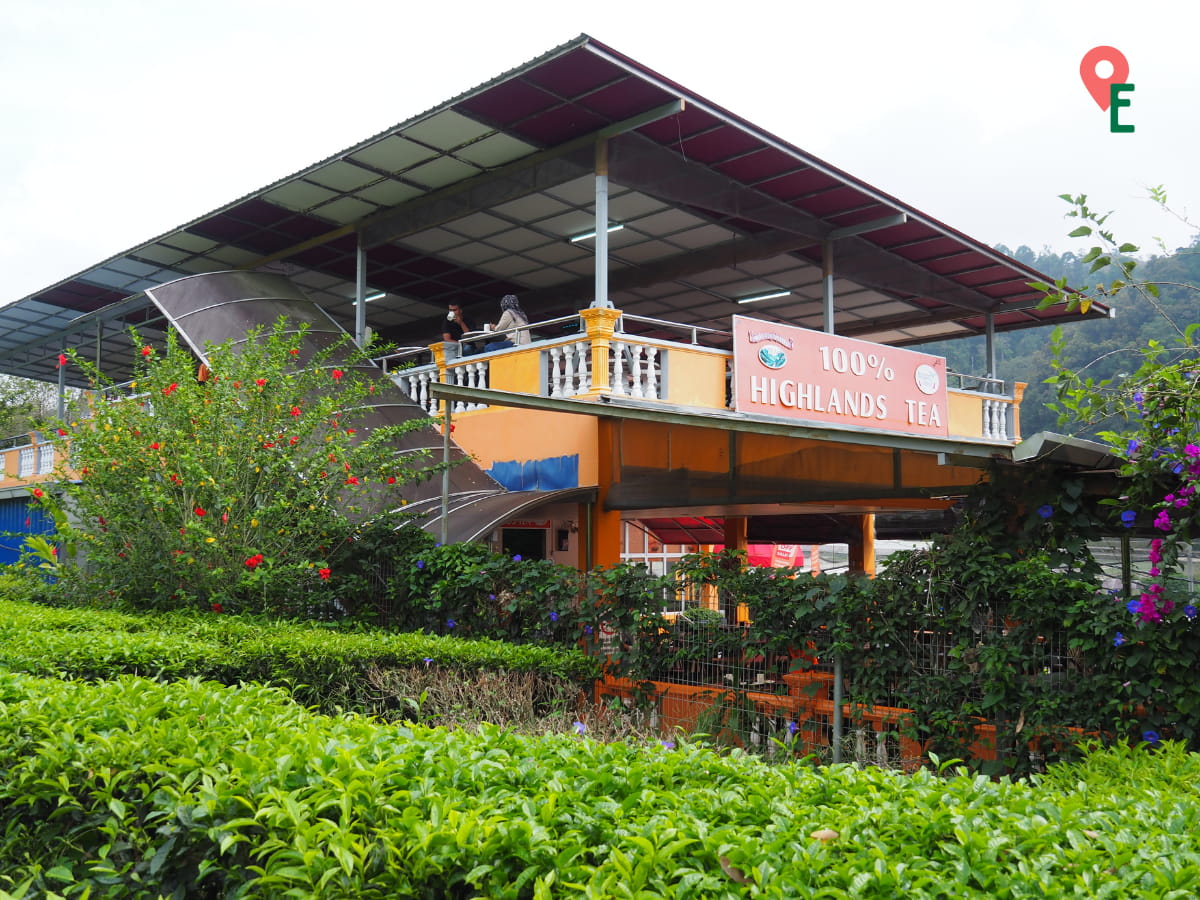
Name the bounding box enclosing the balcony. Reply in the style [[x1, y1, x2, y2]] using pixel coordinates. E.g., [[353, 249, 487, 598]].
[[0, 432, 62, 488], [377, 308, 1024, 446]]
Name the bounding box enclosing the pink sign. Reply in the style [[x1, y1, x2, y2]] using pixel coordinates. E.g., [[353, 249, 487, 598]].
[[732, 316, 949, 438]]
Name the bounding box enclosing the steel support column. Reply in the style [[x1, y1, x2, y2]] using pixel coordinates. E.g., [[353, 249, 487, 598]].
[[355, 240, 367, 348], [822, 241, 835, 333], [592, 139, 610, 309], [985, 311, 996, 379]]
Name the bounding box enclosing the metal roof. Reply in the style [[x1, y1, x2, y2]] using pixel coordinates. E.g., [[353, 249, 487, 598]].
[[0, 34, 1109, 389]]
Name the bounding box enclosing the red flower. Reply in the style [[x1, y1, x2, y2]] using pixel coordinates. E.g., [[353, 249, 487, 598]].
[[331, 369, 344, 381], [343, 462, 351, 471], [244, 554, 264, 569], [56, 428, 67, 436], [141, 346, 152, 357], [255, 378, 267, 386], [290, 406, 301, 417], [387, 476, 396, 484], [50, 547, 58, 556], [31, 488, 43, 498], [149, 441, 160, 450], [162, 383, 178, 396], [57, 353, 68, 367], [263, 441, 275, 448], [345, 428, 355, 435], [211, 602, 224, 613], [345, 476, 359, 485], [98, 516, 106, 526], [289, 348, 299, 355], [221, 511, 229, 523], [233, 381, 241, 388], [319, 471, 328, 479], [289, 436, 299, 445], [170, 473, 182, 484], [194, 506, 206, 517], [318, 568, 332, 580], [328, 453, 337, 462]]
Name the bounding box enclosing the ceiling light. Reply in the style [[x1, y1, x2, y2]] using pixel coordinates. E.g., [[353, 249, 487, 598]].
[[363, 291, 386, 302], [569, 223, 625, 243], [737, 289, 791, 304]]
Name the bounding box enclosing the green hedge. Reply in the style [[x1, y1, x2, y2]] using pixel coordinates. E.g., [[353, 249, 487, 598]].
[[0, 599, 599, 716], [2, 672, 1200, 898]]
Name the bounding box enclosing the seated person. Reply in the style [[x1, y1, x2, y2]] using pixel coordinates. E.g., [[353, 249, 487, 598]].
[[484, 294, 531, 351], [443, 304, 471, 343]]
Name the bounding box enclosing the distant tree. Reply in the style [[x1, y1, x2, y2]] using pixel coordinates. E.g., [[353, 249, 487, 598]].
[[0, 375, 59, 437]]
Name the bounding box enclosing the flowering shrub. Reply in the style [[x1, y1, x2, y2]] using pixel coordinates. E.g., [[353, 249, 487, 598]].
[[34, 319, 439, 613]]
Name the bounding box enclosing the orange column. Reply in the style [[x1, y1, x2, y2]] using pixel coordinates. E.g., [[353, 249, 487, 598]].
[[589, 419, 623, 568], [847, 513, 876, 576], [579, 307, 622, 399]]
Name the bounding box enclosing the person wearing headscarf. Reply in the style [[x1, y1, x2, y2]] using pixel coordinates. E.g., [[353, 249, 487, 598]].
[[485, 294, 531, 351]]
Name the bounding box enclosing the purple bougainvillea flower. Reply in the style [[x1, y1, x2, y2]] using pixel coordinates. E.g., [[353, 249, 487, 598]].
[[1037, 504, 1054, 519], [1113, 632, 1127, 647], [1154, 510, 1172, 531]]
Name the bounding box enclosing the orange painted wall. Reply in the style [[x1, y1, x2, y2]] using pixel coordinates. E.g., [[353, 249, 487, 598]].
[[452, 407, 599, 485]]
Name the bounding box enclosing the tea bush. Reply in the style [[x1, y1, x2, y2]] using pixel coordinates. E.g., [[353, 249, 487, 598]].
[[0, 599, 598, 718], [2, 671, 1200, 898]]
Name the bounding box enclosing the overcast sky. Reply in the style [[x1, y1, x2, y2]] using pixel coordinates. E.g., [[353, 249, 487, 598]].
[[2, 0, 1197, 305]]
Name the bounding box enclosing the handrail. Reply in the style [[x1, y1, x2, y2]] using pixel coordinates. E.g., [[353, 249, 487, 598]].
[[616, 314, 732, 347], [372, 346, 433, 374], [947, 371, 1008, 396]]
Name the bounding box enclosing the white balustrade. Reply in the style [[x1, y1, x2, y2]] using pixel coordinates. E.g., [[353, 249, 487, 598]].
[[37, 443, 54, 474], [546, 341, 592, 398], [609, 342, 662, 400], [396, 369, 438, 416], [448, 359, 489, 412], [982, 398, 1010, 441], [18, 446, 34, 478]]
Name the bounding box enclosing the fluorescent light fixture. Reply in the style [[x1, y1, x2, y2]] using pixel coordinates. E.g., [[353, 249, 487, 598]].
[[363, 291, 386, 303], [737, 289, 791, 304], [569, 223, 625, 243]]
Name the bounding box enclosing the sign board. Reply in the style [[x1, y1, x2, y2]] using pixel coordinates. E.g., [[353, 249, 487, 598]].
[[502, 520, 551, 529], [732, 316, 949, 438]]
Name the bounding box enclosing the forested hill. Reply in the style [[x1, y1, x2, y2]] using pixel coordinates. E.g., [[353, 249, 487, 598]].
[[920, 238, 1200, 439]]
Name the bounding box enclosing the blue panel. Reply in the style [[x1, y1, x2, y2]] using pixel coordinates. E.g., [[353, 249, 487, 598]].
[[486, 454, 579, 492], [537, 454, 579, 490], [488, 460, 526, 491], [0, 498, 54, 566]]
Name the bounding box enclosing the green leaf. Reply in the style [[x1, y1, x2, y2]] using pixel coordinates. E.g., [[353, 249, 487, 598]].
[[1068, 226, 1093, 238]]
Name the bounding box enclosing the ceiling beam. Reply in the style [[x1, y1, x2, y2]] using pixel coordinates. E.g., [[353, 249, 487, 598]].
[[360, 100, 686, 250]]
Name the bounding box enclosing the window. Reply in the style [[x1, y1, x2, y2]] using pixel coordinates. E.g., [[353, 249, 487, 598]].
[[621, 521, 700, 613]]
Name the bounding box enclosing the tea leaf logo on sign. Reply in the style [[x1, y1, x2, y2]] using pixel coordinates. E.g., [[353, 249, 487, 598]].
[[915, 364, 940, 395], [758, 346, 787, 369]]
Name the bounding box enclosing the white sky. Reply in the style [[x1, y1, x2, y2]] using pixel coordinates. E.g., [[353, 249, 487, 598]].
[[2, 0, 1197, 304]]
